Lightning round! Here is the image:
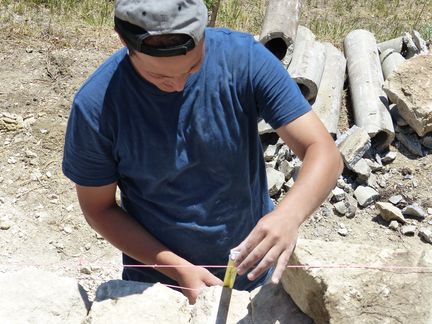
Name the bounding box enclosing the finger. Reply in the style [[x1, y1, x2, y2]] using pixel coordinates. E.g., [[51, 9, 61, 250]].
[[233, 227, 266, 267], [270, 248, 293, 284], [246, 244, 281, 281], [237, 237, 274, 275]]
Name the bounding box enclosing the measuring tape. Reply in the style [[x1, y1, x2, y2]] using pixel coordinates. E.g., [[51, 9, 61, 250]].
[[223, 250, 240, 288]]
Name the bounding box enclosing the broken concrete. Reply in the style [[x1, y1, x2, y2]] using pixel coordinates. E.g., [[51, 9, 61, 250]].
[[336, 125, 371, 169], [380, 48, 405, 80], [0, 268, 89, 323], [383, 54, 432, 137], [288, 28, 326, 101], [281, 239, 432, 324], [412, 30, 429, 54], [344, 29, 395, 151], [312, 43, 346, 137], [259, 0, 301, 61], [396, 129, 425, 156]]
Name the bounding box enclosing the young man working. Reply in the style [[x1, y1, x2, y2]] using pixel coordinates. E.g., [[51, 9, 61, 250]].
[[63, 0, 343, 303]]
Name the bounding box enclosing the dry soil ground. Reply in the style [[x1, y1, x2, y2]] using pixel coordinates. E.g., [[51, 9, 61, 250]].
[[0, 7, 431, 300]]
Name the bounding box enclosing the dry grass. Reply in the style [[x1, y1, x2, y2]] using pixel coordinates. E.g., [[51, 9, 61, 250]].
[[1, 0, 431, 45]]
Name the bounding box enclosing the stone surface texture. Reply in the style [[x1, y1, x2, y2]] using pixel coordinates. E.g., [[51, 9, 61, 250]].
[[383, 54, 432, 137], [281, 239, 432, 324]]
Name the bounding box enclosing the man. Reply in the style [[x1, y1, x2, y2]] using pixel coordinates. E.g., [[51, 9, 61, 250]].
[[63, 0, 343, 304]]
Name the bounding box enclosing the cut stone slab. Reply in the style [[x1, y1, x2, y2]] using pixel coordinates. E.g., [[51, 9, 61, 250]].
[[0, 268, 89, 324], [383, 54, 432, 137], [353, 186, 379, 207], [86, 282, 191, 324], [376, 201, 406, 223], [281, 239, 432, 324]]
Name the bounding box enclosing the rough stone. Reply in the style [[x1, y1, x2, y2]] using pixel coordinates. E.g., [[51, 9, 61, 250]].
[[281, 239, 432, 324], [402, 203, 427, 220], [266, 168, 285, 196], [418, 228, 432, 244], [264, 144, 277, 161], [336, 125, 371, 169], [0, 268, 89, 323], [376, 202, 406, 223], [395, 131, 425, 157], [345, 195, 358, 218], [351, 158, 371, 181], [278, 159, 294, 180], [258, 119, 274, 135], [422, 134, 432, 149], [87, 282, 190, 323], [388, 194, 404, 205], [353, 186, 379, 207], [401, 225, 416, 236], [333, 201, 348, 216], [383, 54, 432, 137], [250, 283, 313, 323], [389, 220, 400, 230], [412, 30, 429, 54], [381, 151, 397, 164], [331, 187, 346, 202]]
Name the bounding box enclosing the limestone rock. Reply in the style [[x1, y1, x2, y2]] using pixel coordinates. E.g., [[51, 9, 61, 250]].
[[258, 120, 274, 135], [281, 239, 432, 324], [86, 282, 191, 324], [401, 225, 416, 236], [402, 203, 427, 220], [376, 202, 406, 223], [0, 268, 89, 323], [353, 186, 379, 207], [383, 54, 432, 137], [419, 228, 432, 244]]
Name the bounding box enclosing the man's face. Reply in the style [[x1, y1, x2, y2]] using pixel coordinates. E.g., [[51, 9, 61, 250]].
[[128, 39, 205, 93]]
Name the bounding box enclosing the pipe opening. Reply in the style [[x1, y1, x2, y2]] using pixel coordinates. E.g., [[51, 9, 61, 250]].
[[264, 38, 288, 60], [298, 83, 311, 101]]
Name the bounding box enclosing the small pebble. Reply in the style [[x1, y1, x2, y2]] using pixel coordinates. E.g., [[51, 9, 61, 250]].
[[389, 220, 399, 230], [0, 221, 11, 230], [401, 225, 416, 236], [80, 267, 92, 275], [338, 228, 348, 236], [63, 226, 73, 234], [418, 228, 432, 244]]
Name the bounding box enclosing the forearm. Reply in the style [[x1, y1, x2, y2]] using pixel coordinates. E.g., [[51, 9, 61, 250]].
[[277, 141, 343, 225], [83, 205, 192, 282]]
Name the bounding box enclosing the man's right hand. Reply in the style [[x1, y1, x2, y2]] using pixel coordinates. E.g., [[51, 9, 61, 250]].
[[177, 266, 223, 304]]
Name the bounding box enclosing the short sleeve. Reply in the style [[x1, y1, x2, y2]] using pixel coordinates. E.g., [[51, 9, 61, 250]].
[[251, 42, 311, 129], [62, 99, 118, 186]]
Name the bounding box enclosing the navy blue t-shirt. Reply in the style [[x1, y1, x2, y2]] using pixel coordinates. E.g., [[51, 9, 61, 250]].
[[63, 28, 310, 289]]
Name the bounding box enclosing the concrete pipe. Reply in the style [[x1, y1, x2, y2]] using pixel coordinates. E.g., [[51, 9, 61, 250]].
[[344, 29, 395, 151], [259, 0, 302, 62], [377, 36, 403, 54], [380, 49, 405, 80], [312, 43, 346, 137], [288, 26, 325, 101]]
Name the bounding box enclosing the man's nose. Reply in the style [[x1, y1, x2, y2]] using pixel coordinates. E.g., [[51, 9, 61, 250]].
[[170, 75, 188, 92]]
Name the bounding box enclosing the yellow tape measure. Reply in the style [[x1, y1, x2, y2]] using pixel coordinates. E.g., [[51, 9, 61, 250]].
[[223, 250, 240, 288]]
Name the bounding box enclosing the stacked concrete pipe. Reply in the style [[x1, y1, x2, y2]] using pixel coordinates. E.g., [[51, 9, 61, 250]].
[[344, 29, 395, 151], [380, 49, 405, 80], [259, 0, 302, 63], [288, 26, 326, 101], [312, 43, 346, 138]]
